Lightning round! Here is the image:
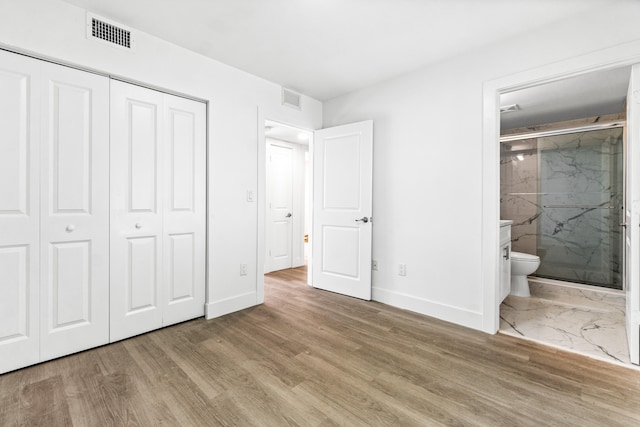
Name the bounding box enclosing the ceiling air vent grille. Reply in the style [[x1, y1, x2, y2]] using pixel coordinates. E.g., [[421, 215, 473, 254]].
[[282, 88, 302, 110], [86, 13, 135, 51]]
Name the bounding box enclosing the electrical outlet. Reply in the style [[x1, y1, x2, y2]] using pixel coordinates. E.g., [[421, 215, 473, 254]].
[[398, 263, 407, 276], [240, 263, 247, 276], [372, 260, 378, 271]]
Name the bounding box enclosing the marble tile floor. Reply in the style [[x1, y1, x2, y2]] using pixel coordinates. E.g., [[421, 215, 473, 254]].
[[499, 281, 634, 368]]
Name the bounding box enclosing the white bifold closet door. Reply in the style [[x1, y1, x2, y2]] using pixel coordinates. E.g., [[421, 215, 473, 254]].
[[39, 63, 110, 360], [110, 80, 206, 342], [0, 51, 110, 372], [0, 52, 41, 373]]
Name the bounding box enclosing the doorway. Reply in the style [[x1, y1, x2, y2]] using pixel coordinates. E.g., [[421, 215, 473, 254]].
[[483, 61, 638, 363], [263, 120, 312, 276], [257, 116, 374, 304]]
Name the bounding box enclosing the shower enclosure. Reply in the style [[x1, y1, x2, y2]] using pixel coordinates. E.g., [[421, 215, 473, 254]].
[[500, 126, 624, 290]]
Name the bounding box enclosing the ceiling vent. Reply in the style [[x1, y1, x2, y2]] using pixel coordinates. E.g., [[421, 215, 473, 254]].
[[86, 13, 135, 51], [500, 104, 520, 114], [282, 88, 302, 110]]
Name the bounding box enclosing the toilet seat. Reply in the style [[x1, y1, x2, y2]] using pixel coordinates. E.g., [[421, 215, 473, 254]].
[[511, 251, 539, 262]]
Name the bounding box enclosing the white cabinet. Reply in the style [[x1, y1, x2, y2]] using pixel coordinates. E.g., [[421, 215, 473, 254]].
[[499, 221, 512, 303], [0, 51, 206, 374], [0, 51, 110, 372], [110, 81, 206, 342]]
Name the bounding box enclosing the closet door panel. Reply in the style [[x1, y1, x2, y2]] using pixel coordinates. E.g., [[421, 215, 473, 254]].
[[0, 51, 41, 374], [162, 95, 206, 326], [110, 81, 164, 342], [40, 63, 109, 360], [127, 235, 159, 311], [49, 242, 91, 324]]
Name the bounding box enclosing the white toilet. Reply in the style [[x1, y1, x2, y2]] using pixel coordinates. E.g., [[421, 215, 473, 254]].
[[510, 251, 540, 297]]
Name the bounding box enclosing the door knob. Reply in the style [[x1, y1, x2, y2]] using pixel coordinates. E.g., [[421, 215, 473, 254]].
[[135, 223, 142, 229], [66, 224, 75, 232], [355, 217, 369, 223], [286, 213, 292, 218]]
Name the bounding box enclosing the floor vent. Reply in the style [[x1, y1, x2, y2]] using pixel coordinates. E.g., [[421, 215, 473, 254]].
[[86, 13, 135, 51], [282, 88, 302, 110]]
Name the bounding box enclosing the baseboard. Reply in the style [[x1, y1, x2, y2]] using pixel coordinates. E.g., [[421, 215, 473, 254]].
[[205, 291, 258, 319], [372, 287, 483, 331]]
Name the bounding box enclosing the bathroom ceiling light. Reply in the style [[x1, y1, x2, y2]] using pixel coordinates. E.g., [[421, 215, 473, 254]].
[[500, 104, 520, 114]]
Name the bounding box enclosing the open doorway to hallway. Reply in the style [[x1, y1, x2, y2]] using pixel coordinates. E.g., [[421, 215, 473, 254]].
[[263, 120, 312, 279]]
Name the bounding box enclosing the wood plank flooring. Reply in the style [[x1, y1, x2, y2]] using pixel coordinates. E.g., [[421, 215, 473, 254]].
[[2, 266, 640, 426]]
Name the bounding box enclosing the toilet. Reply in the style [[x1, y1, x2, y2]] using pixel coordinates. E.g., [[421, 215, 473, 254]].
[[510, 251, 540, 297]]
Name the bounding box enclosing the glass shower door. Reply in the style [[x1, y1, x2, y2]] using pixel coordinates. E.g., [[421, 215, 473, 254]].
[[536, 128, 623, 289]]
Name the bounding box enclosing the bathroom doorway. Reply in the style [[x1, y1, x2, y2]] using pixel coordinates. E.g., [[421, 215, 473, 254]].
[[494, 64, 640, 365]]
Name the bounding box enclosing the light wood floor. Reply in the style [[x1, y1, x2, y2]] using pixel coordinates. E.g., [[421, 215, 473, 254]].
[[2, 267, 640, 426]]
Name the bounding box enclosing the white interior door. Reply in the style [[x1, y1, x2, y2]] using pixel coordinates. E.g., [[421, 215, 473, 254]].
[[266, 141, 294, 272], [626, 64, 640, 365], [39, 62, 110, 360], [162, 93, 206, 326], [312, 120, 373, 300], [110, 81, 164, 342], [0, 51, 41, 373]]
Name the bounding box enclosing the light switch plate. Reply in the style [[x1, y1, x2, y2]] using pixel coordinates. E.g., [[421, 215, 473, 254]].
[[398, 264, 407, 276]]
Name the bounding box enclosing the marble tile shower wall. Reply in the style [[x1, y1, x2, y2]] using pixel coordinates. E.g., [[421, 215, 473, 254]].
[[500, 128, 623, 289]]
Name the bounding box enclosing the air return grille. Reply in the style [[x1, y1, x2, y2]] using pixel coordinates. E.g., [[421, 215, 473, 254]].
[[86, 13, 135, 51], [282, 88, 302, 110]]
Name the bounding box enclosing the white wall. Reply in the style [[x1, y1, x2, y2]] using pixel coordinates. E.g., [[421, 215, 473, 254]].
[[323, 1, 640, 331], [0, 0, 322, 318]]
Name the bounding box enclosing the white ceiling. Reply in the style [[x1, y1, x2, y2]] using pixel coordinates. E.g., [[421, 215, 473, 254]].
[[265, 121, 311, 144], [62, 0, 615, 101], [500, 66, 631, 130]]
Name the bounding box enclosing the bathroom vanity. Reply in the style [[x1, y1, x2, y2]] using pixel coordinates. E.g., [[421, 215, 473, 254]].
[[499, 220, 513, 303]]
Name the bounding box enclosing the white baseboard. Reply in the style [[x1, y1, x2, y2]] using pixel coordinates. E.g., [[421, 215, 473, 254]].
[[205, 291, 258, 319], [372, 287, 483, 331]]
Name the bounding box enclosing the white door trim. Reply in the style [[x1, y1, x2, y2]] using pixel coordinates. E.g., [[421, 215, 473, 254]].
[[481, 39, 640, 333]]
